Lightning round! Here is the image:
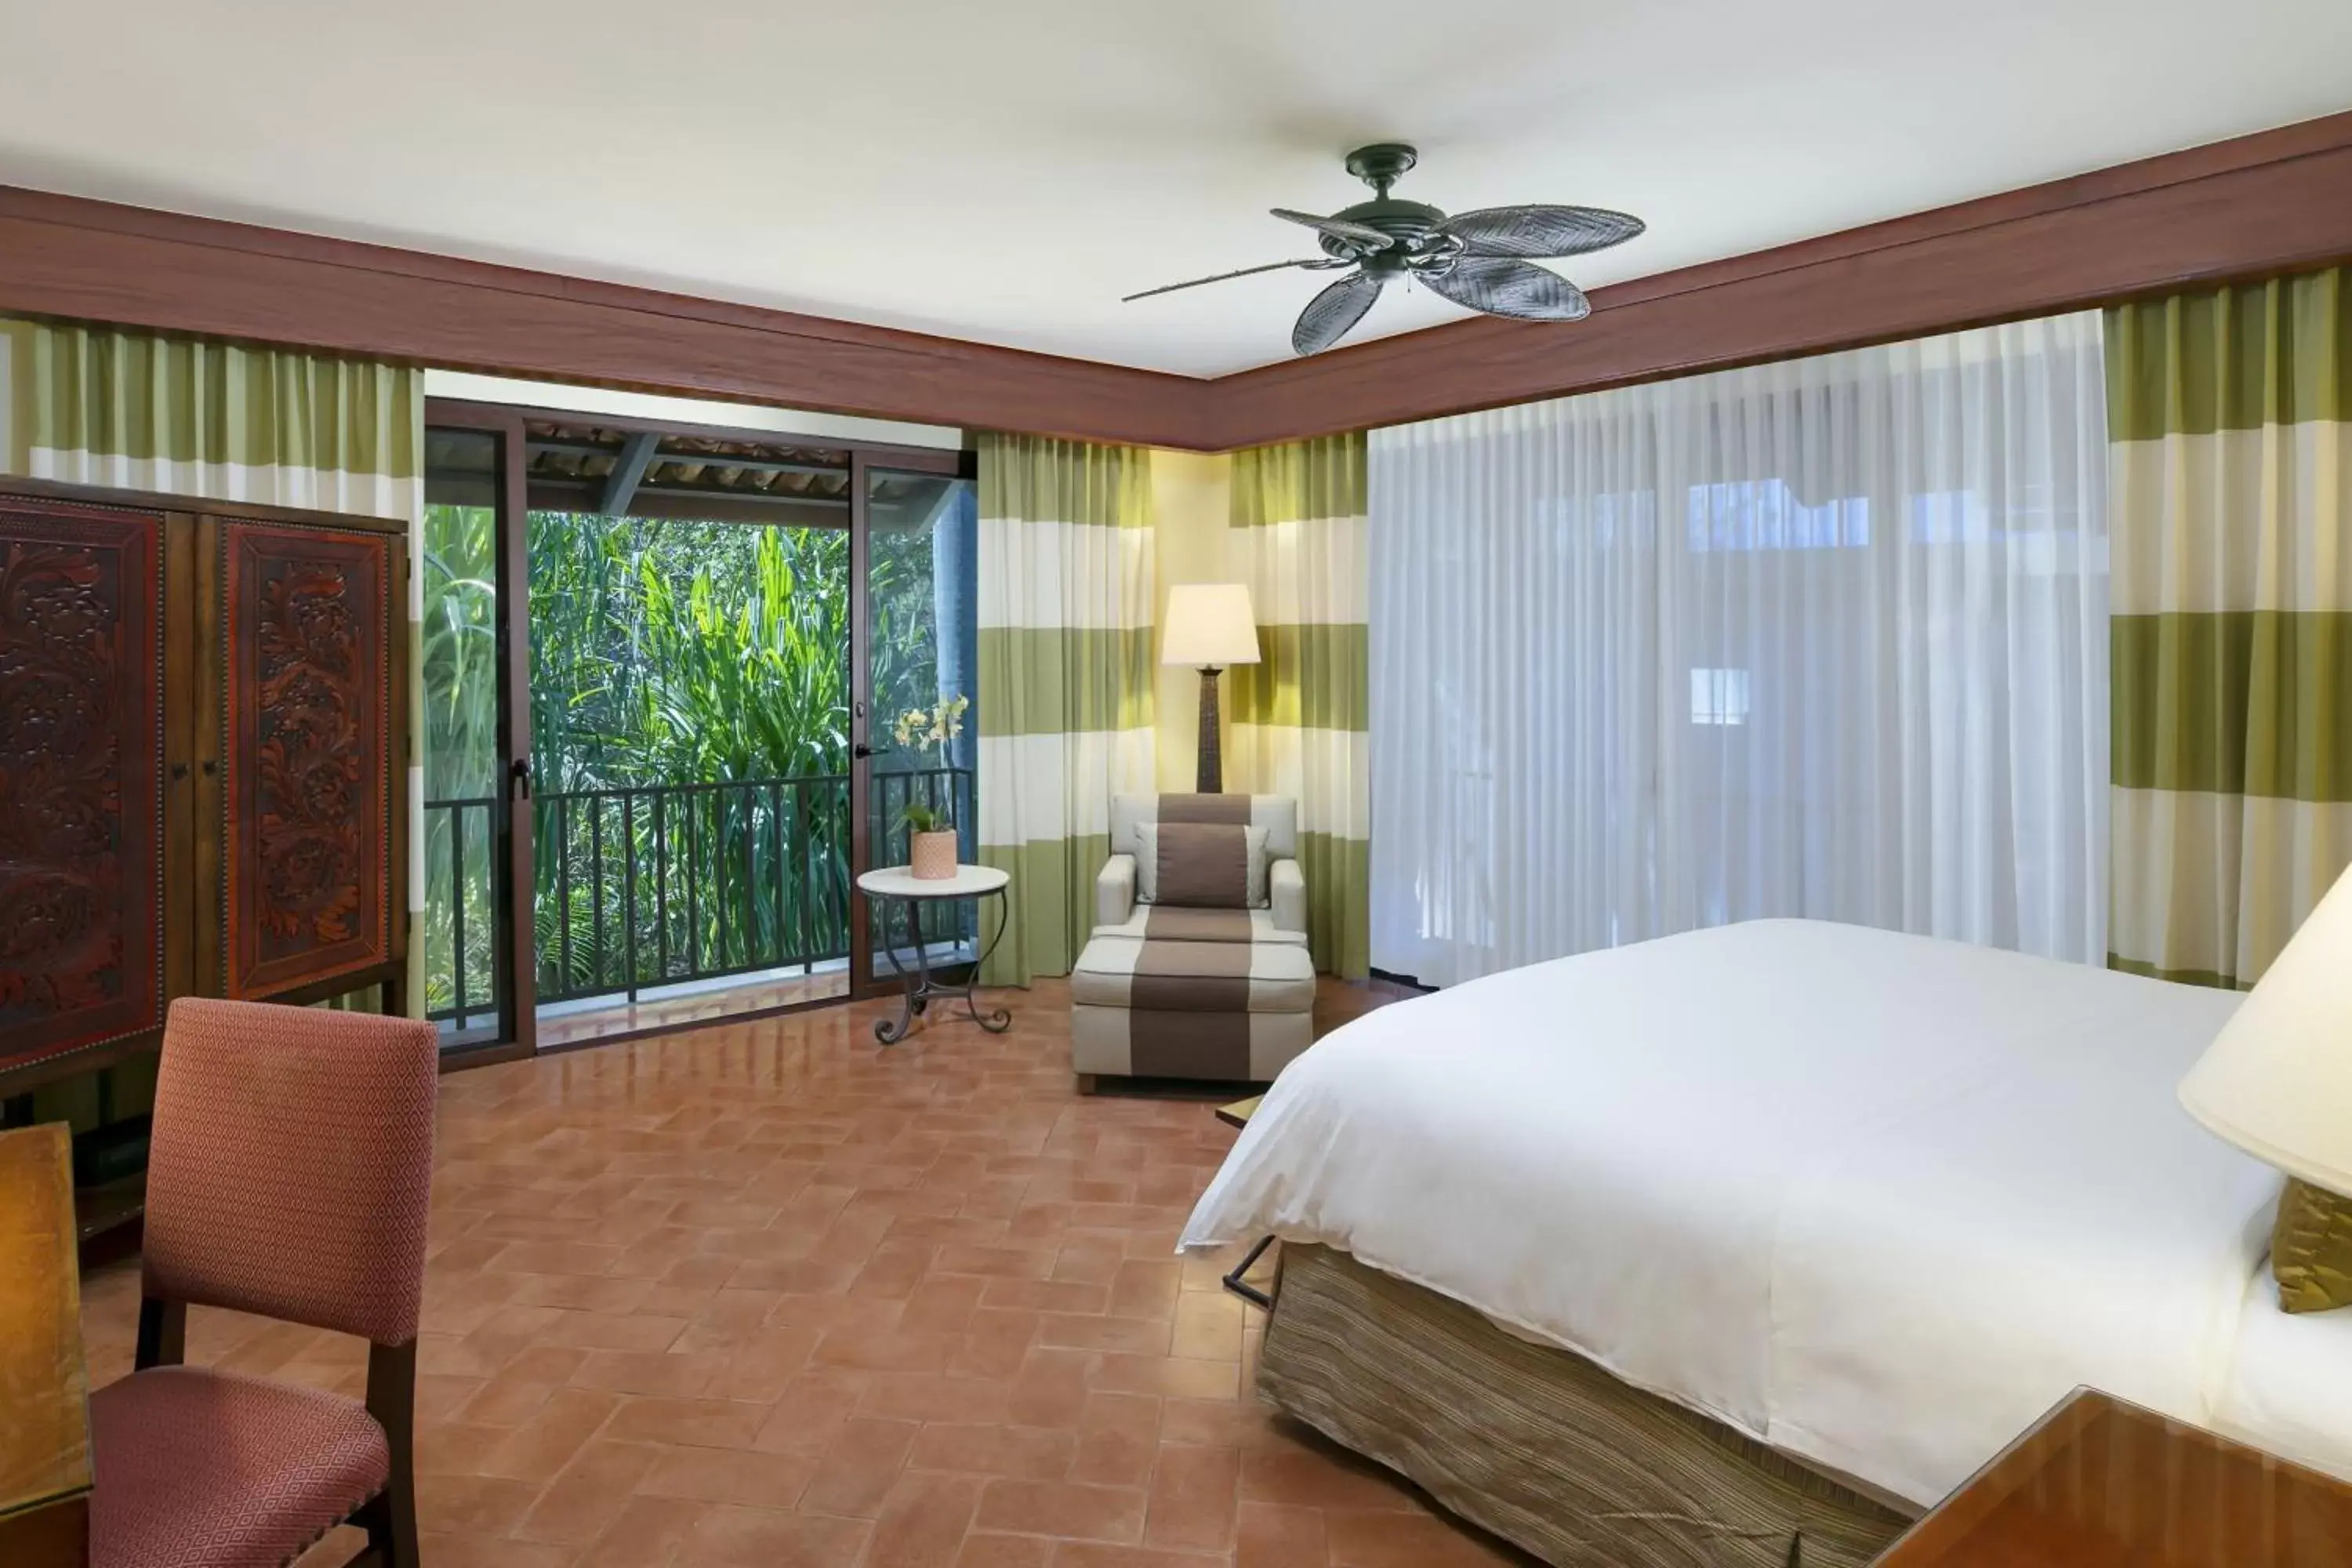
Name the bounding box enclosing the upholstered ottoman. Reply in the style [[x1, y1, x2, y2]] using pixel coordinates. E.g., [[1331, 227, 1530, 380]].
[[1070, 921, 1317, 1086]]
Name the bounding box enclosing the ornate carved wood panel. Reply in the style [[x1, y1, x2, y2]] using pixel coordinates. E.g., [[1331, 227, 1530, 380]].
[[0, 501, 164, 1075], [222, 521, 391, 1000]]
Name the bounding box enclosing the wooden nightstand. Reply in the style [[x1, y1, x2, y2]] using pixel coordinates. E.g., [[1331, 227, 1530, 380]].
[[1215, 1094, 1263, 1131], [1875, 1388, 2352, 1566]]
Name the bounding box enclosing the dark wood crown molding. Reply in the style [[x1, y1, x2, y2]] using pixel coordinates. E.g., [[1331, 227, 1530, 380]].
[[0, 186, 1213, 449], [1206, 109, 2352, 448], [3, 107, 2350, 453]]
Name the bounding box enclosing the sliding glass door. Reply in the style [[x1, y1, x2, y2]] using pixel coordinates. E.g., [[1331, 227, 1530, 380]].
[[420, 413, 534, 1052], [855, 456, 980, 990]]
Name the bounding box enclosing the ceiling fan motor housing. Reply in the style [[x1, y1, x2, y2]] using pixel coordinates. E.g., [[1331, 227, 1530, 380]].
[[1322, 143, 1447, 260], [1319, 198, 1449, 261]]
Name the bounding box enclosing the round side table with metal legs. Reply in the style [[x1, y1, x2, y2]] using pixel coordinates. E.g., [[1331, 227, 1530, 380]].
[[855, 864, 1012, 1045]]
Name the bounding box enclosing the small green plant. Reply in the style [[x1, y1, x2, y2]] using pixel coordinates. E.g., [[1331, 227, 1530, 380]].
[[900, 800, 949, 836]]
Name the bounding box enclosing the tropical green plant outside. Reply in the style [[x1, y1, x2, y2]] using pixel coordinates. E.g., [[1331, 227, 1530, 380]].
[[419, 503, 960, 1019], [418, 500, 499, 1018]]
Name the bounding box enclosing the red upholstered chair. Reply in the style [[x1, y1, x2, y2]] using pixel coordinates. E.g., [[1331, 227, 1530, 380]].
[[93, 998, 438, 1568]]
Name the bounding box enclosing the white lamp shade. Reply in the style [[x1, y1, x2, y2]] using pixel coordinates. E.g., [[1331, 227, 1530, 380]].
[[2179, 859, 2352, 1194], [1161, 583, 1260, 667]]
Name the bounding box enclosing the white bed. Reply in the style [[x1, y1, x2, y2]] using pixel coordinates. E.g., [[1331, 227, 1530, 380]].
[[1180, 918, 2343, 1508]]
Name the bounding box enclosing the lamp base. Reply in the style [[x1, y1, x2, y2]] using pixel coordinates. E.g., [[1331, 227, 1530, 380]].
[[1196, 666, 1224, 794]]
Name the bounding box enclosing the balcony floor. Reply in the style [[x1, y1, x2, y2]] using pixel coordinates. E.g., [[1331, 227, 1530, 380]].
[[537, 967, 853, 1051]]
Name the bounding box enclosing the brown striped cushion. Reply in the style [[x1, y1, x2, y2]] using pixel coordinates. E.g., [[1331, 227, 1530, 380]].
[[1069, 935, 1317, 1014], [1134, 821, 1267, 909]]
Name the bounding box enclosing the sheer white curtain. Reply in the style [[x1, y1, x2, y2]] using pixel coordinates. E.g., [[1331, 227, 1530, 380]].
[[1369, 311, 2109, 986]]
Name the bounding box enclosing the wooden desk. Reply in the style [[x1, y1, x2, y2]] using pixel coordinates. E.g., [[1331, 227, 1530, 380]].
[[1877, 1388, 2352, 1567], [0, 1124, 92, 1566]]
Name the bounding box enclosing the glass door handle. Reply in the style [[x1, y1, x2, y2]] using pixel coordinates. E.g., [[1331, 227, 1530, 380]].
[[852, 742, 876, 759]]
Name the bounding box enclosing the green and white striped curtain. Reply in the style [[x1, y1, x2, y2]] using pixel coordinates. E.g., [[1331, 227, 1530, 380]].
[[2106, 267, 2352, 989], [1, 314, 427, 1018], [976, 433, 1156, 985], [1229, 434, 1371, 978]]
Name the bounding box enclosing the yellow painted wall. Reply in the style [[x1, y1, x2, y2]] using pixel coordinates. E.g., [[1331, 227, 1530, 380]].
[[1149, 448, 1235, 791]]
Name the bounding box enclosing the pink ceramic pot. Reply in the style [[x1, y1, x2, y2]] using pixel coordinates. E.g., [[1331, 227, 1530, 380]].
[[909, 829, 958, 880]]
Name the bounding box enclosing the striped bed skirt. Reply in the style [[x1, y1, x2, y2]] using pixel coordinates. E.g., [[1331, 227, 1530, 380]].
[[1258, 1244, 1915, 1567]]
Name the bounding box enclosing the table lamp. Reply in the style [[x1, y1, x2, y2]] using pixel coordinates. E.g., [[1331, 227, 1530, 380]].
[[2179, 859, 2352, 1195], [1161, 583, 1260, 793]]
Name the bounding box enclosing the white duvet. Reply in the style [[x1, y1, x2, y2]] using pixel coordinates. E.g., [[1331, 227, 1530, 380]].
[[1180, 919, 2299, 1506]]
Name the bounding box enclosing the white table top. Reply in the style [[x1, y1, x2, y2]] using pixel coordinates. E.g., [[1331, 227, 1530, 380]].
[[856, 864, 1010, 899]]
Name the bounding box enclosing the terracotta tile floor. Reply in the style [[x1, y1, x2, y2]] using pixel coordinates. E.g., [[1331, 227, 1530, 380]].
[[79, 977, 1532, 1568]]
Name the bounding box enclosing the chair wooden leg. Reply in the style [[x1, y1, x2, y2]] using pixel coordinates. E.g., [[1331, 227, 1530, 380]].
[[350, 1486, 416, 1568], [134, 1298, 185, 1370], [364, 1342, 420, 1568], [348, 1492, 393, 1568]]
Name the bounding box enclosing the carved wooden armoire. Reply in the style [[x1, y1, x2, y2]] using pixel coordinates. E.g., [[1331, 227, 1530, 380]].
[[0, 481, 407, 1092]]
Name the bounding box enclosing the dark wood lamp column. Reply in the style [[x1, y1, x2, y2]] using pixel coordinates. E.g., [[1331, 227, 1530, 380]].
[[1161, 583, 1260, 794]]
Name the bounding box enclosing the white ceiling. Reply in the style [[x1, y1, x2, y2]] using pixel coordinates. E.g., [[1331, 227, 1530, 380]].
[[5, 1, 2350, 377]]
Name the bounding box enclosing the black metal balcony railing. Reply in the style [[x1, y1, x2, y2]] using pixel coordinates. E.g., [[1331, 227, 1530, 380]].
[[424, 765, 976, 1029], [425, 795, 499, 1031]]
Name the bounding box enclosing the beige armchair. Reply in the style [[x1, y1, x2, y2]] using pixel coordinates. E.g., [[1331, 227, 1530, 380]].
[[1070, 793, 1319, 1090]]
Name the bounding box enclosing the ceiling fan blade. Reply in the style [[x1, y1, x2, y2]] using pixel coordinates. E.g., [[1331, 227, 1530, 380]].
[[1122, 258, 1337, 303], [1437, 205, 1645, 259], [1271, 208, 1396, 252], [1418, 255, 1591, 321], [1292, 272, 1385, 355]]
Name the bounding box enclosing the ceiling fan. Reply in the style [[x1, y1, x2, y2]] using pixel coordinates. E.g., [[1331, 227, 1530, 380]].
[[1124, 143, 1644, 356]]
